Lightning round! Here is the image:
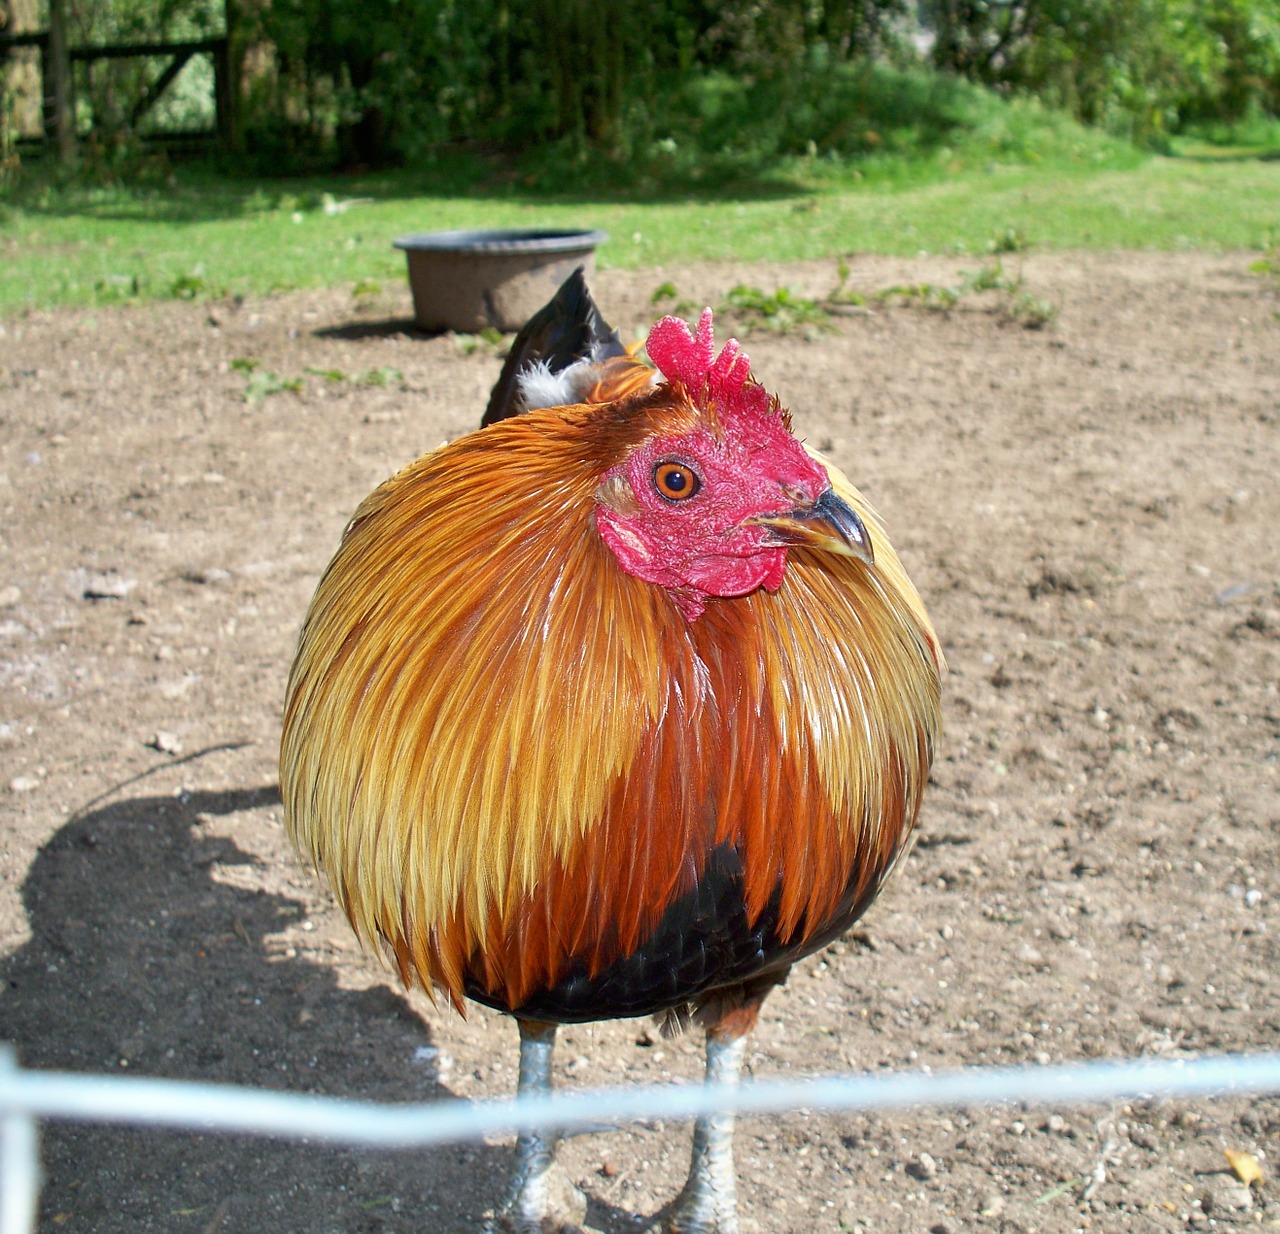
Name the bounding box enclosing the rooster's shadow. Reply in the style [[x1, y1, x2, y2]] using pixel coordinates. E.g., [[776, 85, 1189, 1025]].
[[0, 784, 529, 1233]]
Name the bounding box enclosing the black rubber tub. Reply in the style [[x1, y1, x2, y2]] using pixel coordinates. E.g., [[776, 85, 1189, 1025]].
[[392, 228, 609, 332]]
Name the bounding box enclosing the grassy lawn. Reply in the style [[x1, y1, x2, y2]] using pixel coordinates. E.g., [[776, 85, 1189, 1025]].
[[2, 152, 1278, 316]]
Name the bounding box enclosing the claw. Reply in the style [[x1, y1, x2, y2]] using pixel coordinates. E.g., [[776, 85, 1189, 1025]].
[[487, 1158, 587, 1233]]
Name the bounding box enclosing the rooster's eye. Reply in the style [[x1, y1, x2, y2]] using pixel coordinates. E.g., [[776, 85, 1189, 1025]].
[[653, 461, 701, 502]]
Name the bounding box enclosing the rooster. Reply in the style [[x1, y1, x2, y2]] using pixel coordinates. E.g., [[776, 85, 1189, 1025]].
[[281, 270, 942, 1233]]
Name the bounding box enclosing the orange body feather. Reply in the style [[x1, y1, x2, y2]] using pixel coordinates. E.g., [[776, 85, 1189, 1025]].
[[281, 373, 942, 1021]]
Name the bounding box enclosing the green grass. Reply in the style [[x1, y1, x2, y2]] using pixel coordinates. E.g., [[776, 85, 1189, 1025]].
[[1172, 106, 1280, 161], [2, 64, 1279, 316]]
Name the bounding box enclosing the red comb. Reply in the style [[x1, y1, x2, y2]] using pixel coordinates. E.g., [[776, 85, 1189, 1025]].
[[647, 308, 771, 421]]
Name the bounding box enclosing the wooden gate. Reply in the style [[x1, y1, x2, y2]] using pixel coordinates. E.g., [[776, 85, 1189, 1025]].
[[0, 26, 236, 157]]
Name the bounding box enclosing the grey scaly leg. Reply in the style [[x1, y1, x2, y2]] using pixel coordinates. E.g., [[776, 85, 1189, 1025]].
[[488, 1020, 587, 1234], [664, 1031, 747, 1234]]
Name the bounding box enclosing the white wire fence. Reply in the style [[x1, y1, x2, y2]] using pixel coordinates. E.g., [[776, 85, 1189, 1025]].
[[3, 1043, 1280, 1234]]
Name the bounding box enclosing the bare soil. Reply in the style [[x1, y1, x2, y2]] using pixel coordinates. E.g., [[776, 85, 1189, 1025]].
[[1, 252, 1277, 1234]]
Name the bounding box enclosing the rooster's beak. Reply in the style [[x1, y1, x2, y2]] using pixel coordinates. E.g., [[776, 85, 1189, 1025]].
[[753, 488, 874, 565]]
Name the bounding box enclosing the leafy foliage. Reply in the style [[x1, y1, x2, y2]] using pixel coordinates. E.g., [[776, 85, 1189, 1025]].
[[720, 284, 833, 335], [655, 260, 1057, 342], [9, 0, 1276, 180], [236, 0, 1275, 167], [235, 0, 912, 169], [922, 0, 1280, 147], [228, 356, 402, 402], [1249, 227, 1280, 289], [870, 258, 1058, 328]]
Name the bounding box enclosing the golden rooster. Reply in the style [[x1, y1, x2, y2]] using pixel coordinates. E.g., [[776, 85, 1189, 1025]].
[[281, 271, 942, 1234]]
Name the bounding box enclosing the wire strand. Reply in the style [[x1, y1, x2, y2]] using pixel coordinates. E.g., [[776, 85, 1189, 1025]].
[[4, 1045, 1279, 1151]]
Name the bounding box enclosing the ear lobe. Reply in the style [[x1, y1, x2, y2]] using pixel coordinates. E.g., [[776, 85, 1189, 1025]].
[[594, 472, 641, 516]]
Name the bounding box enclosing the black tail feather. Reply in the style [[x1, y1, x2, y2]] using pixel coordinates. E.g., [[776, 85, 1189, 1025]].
[[481, 267, 626, 427]]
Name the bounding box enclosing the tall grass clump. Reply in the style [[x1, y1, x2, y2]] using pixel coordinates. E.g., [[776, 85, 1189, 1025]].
[[538, 60, 1143, 195]]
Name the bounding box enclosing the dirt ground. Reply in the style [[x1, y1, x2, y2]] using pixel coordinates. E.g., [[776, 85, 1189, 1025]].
[[1, 251, 1277, 1234]]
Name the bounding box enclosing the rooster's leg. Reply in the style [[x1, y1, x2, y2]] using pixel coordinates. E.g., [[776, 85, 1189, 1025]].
[[489, 1019, 587, 1234], [662, 1025, 749, 1234]]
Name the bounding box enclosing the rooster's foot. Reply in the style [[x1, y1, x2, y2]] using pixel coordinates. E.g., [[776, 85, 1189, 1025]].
[[659, 1180, 740, 1234], [486, 1021, 590, 1233], [487, 1158, 588, 1234], [660, 1031, 746, 1234]]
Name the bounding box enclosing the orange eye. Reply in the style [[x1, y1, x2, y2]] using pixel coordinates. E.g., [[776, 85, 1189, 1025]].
[[653, 461, 701, 502]]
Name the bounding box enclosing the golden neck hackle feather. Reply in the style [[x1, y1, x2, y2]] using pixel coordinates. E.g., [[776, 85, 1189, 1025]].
[[281, 394, 942, 1012]]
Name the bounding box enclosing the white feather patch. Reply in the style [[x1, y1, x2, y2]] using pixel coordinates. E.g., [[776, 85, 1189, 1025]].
[[518, 358, 595, 411]]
